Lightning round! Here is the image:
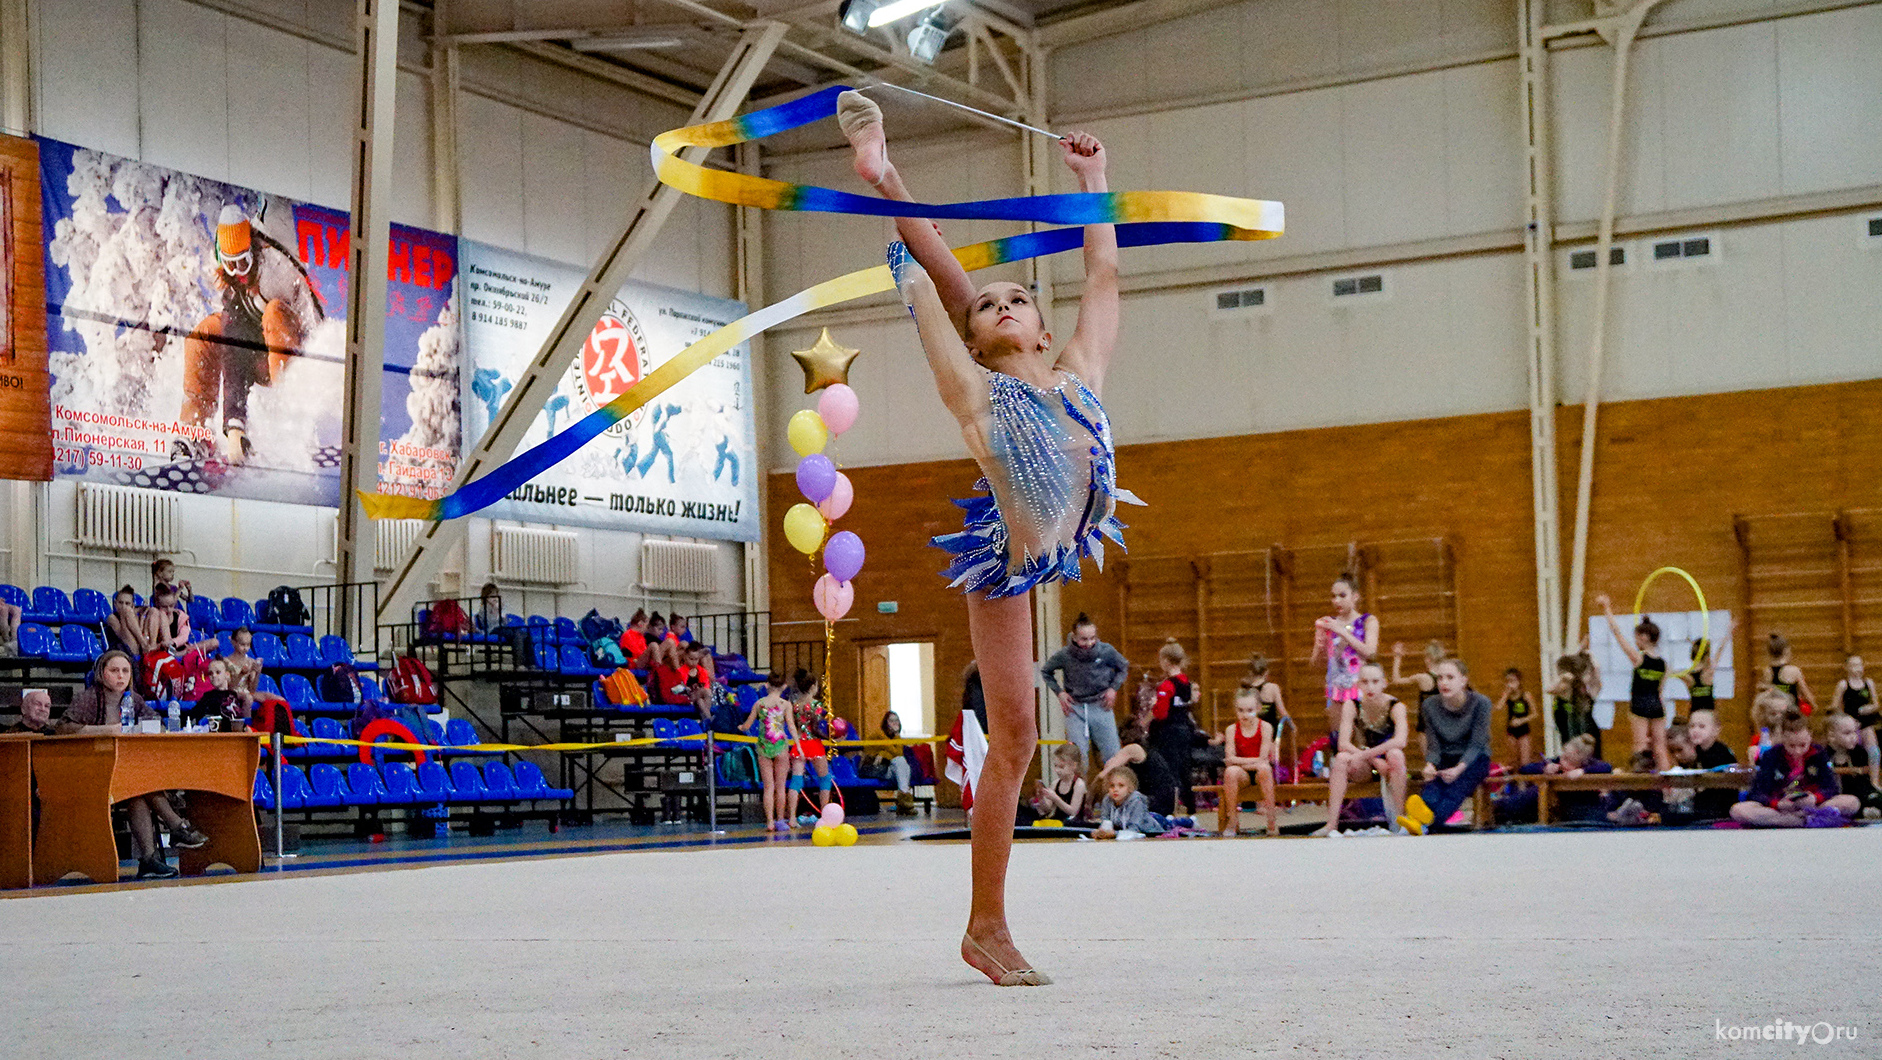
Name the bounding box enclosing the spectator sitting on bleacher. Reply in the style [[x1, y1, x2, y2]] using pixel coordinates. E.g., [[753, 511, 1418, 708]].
[[476, 582, 503, 633], [105, 585, 150, 656], [654, 643, 712, 706], [54, 650, 208, 879], [150, 558, 192, 605], [669, 614, 695, 646], [3, 689, 56, 734], [619, 610, 678, 671], [1733, 711, 1859, 827], [865, 711, 919, 814], [139, 584, 198, 655], [188, 658, 251, 724], [1397, 658, 1493, 835], [223, 627, 263, 695], [1493, 734, 1612, 824]]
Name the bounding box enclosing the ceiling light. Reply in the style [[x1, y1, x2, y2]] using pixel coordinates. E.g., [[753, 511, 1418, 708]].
[[905, 8, 954, 64], [868, 0, 946, 28], [569, 31, 687, 52], [837, 0, 881, 35]]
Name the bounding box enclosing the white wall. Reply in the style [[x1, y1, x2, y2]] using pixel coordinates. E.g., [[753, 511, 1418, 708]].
[[760, 1, 1882, 470], [21, 0, 749, 615]]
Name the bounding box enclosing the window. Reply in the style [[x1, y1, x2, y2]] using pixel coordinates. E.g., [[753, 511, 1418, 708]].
[[1568, 246, 1626, 270], [863, 641, 934, 737]]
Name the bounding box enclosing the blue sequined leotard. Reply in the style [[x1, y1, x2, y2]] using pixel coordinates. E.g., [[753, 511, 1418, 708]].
[[933, 365, 1144, 598]]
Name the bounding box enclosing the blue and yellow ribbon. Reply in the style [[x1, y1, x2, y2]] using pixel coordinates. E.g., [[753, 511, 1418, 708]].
[[358, 85, 1283, 521]]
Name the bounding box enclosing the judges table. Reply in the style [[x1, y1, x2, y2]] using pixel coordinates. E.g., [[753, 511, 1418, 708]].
[[12, 733, 263, 887], [0, 736, 30, 888]]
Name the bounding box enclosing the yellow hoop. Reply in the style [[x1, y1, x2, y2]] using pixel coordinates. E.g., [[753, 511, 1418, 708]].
[[1631, 566, 1710, 679]]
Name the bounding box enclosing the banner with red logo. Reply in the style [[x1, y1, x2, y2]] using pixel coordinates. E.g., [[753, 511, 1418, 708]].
[[460, 241, 757, 541]]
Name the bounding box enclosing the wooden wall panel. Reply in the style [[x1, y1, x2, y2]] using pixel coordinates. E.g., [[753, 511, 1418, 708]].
[[772, 377, 1882, 797], [0, 135, 53, 482]]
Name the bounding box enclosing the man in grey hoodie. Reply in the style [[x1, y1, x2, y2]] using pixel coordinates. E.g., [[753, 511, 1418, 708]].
[[1039, 614, 1130, 769]]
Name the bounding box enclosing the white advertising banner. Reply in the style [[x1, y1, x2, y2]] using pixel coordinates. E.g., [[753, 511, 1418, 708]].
[[460, 242, 758, 541]]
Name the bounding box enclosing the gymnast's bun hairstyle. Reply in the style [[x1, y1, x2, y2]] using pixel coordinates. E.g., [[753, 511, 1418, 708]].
[[1635, 616, 1661, 644], [1768, 632, 1790, 659], [1158, 638, 1186, 668], [1333, 571, 1360, 594]]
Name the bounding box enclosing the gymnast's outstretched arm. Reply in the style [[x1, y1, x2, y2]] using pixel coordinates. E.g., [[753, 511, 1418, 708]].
[[895, 250, 987, 429], [1049, 132, 1119, 396]]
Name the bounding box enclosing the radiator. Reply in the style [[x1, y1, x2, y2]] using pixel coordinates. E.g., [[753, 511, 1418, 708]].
[[75, 483, 179, 553], [640, 540, 720, 595], [492, 527, 580, 585], [374, 519, 428, 572]]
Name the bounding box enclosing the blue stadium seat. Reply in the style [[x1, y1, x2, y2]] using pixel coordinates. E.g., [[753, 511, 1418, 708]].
[[559, 644, 601, 676], [379, 762, 422, 804], [285, 633, 321, 669], [24, 586, 68, 624], [345, 763, 389, 806], [0, 584, 25, 610], [18, 623, 55, 657], [651, 719, 678, 745], [187, 596, 219, 634], [284, 719, 313, 758], [251, 633, 288, 668], [828, 756, 861, 786], [220, 597, 257, 630], [423, 720, 445, 745], [253, 770, 276, 810], [251, 597, 286, 635], [359, 675, 383, 702], [216, 631, 234, 657], [674, 719, 703, 740], [503, 613, 523, 627], [448, 760, 489, 801], [443, 718, 494, 755], [267, 765, 309, 810], [281, 673, 317, 712], [317, 634, 376, 671], [65, 588, 110, 624], [527, 614, 550, 629], [256, 674, 282, 698], [554, 617, 581, 645], [533, 643, 559, 671], [308, 717, 344, 755], [481, 761, 519, 800], [48, 624, 94, 664], [308, 764, 353, 805], [415, 760, 454, 802], [511, 760, 574, 801]]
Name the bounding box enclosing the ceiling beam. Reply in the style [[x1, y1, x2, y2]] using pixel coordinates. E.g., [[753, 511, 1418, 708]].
[[1037, 0, 1246, 49]]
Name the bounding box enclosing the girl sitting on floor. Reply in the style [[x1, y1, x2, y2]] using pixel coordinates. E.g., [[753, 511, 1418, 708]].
[[1731, 712, 1859, 827], [1030, 743, 1088, 824], [1092, 766, 1163, 836]]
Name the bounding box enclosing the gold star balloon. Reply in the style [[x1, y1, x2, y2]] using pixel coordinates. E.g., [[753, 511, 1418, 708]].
[[790, 328, 860, 393]]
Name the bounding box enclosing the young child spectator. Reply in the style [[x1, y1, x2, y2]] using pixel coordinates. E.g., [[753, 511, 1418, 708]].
[[1390, 639, 1446, 713], [1239, 655, 1290, 762], [1092, 767, 1162, 836], [1038, 614, 1130, 772], [151, 557, 193, 604], [1546, 638, 1602, 759], [1750, 688, 1794, 760], [1219, 687, 1278, 837], [1030, 743, 1088, 824], [1317, 662, 1408, 836], [740, 674, 800, 832], [1730, 711, 1857, 827], [617, 610, 666, 671], [188, 657, 251, 724], [222, 627, 264, 695], [1684, 707, 1740, 821], [653, 643, 712, 706], [1094, 718, 1182, 820], [1398, 659, 1492, 835], [55, 651, 208, 878], [104, 585, 149, 656], [669, 614, 695, 646], [1678, 621, 1728, 720], [1492, 734, 1612, 824], [475, 582, 504, 634], [140, 584, 196, 656], [1497, 667, 1536, 766], [1824, 712, 1879, 818], [1831, 655, 1879, 790], [1762, 633, 1817, 713], [1147, 639, 1203, 816]]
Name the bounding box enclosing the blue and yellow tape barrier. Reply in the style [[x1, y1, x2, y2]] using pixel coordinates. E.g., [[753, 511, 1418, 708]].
[[358, 84, 1282, 521]]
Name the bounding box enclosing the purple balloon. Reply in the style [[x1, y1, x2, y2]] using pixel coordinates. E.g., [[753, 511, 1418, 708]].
[[823, 530, 866, 583], [795, 454, 837, 503]]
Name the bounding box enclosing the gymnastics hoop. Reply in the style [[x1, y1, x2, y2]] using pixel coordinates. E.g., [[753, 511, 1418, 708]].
[[1631, 566, 1710, 679]]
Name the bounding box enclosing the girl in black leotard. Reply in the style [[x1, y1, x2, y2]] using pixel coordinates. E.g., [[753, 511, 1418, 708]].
[[1496, 666, 1536, 766], [1764, 633, 1817, 713], [1029, 743, 1088, 823], [1679, 620, 1728, 719], [1833, 654, 1880, 790], [1598, 593, 1670, 771]]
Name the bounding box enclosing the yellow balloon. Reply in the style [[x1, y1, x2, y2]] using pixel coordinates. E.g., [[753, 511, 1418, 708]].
[[812, 825, 837, 847], [783, 503, 827, 555], [836, 823, 858, 846], [788, 409, 829, 456]]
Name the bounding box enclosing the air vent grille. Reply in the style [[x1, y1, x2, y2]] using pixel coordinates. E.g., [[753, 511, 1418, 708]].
[[1569, 246, 1626, 270], [1650, 234, 1716, 264], [1210, 286, 1270, 317], [1331, 274, 1385, 298]]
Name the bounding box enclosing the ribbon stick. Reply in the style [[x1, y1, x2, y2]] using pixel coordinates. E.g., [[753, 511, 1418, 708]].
[[358, 85, 1283, 522]]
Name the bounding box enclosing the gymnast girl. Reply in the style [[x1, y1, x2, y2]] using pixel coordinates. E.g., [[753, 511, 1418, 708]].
[[841, 90, 1132, 987], [1391, 639, 1446, 708], [1496, 666, 1535, 766], [740, 672, 801, 832], [1240, 654, 1290, 768], [1596, 594, 1670, 771], [1314, 662, 1409, 836], [788, 669, 834, 820], [1764, 633, 1818, 713], [1218, 686, 1277, 837], [1309, 573, 1379, 757], [1545, 636, 1602, 759], [1677, 617, 1728, 722], [1832, 654, 1879, 789]]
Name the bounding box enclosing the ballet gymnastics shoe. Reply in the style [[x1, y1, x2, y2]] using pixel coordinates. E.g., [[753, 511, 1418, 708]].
[[962, 934, 1051, 987], [837, 91, 888, 185]]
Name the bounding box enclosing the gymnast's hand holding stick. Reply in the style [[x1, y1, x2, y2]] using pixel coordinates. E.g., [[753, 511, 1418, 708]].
[[841, 90, 1137, 988]]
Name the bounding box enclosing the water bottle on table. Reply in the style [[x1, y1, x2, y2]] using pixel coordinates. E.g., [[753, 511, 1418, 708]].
[[119, 692, 135, 733], [166, 701, 182, 733]]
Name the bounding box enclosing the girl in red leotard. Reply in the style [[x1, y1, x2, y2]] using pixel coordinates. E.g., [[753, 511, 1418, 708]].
[[1219, 687, 1277, 837]]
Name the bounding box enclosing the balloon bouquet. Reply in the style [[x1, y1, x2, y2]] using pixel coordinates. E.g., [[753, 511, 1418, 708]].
[[782, 383, 865, 848]]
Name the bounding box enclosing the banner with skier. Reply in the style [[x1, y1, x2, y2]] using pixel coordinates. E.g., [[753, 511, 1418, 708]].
[[460, 241, 758, 541], [37, 137, 459, 506]]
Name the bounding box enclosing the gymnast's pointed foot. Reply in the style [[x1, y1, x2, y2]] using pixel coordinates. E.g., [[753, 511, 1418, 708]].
[[838, 89, 889, 187], [962, 928, 1051, 987]]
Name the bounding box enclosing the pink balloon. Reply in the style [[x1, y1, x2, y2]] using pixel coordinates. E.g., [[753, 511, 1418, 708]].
[[820, 802, 846, 827], [817, 472, 853, 520], [813, 573, 853, 622], [818, 384, 859, 436]]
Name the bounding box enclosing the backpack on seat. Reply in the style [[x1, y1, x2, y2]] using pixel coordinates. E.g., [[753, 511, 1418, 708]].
[[264, 585, 309, 628], [580, 609, 625, 644], [318, 661, 363, 704], [600, 667, 648, 708], [424, 599, 471, 638], [590, 637, 627, 667], [388, 655, 439, 705]]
